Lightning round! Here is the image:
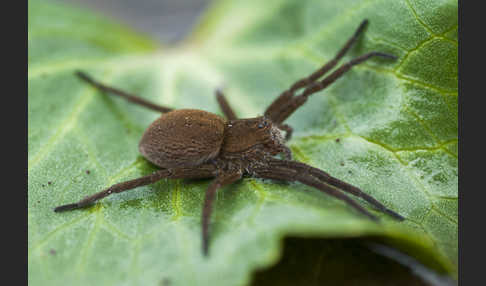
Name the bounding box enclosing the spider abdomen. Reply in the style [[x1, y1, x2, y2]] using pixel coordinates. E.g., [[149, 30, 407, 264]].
[[139, 109, 226, 168]]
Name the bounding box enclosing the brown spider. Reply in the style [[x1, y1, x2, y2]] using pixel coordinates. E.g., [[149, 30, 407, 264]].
[[55, 20, 404, 256]]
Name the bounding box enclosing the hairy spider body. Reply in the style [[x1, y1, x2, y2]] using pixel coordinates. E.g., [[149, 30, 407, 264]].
[[140, 109, 288, 168], [139, 109, 226, 168], [55, 20, 405, 256]]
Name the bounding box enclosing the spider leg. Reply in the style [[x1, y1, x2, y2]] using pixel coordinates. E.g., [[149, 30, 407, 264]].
[[252, 159, 404, 220], [270, 51, 396, 124], [215, 88, 238, 120], [202, 171, 242, 256], [264, 19, 370, 121], [75, 71, 173, 113], [54, 164, 216, 212], [264, 159, 404, 220]]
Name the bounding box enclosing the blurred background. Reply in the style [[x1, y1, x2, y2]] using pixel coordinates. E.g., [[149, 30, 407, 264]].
[[63, 0, 210, 43]]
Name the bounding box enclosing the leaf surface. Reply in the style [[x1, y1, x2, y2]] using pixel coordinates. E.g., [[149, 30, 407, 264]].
[[28, 0, 458, 285]]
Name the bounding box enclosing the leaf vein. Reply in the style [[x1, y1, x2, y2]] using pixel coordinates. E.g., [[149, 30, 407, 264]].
[[403, 0, 436, 35]]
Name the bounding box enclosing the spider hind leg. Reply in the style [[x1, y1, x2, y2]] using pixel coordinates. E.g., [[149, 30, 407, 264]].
[[75, 71, 173, 113], [54, 165, 217, 212]]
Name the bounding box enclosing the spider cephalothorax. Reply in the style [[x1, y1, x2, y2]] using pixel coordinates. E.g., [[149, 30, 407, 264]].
[[55, 20, 404, 256], [220, 116, 290, 161]]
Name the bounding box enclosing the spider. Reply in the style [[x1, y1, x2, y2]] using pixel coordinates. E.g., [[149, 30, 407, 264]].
[[55, 20, 404, 256]]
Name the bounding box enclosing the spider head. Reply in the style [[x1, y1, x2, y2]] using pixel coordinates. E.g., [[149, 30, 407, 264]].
[[253, 116, 286, 154], [221, 116, 286, 158]]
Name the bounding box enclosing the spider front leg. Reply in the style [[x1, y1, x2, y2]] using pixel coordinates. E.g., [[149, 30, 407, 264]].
[[54, 164, 217, 212], [263, 19, 397, 125], [272, 52, 396, 124], [264, 19, 370, 122], [202, 171, 242, 256], [251, 159, 404, 221], [265, 159, 404, 220]]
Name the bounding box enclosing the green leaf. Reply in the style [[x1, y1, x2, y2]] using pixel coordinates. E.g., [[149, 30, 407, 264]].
[[28, 0, 458, 285]]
